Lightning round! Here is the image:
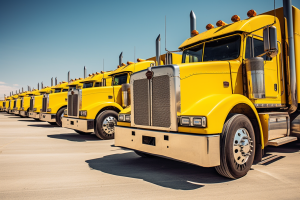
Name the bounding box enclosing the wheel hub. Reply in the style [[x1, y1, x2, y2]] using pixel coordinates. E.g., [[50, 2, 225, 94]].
[[102, 116, 117, 135], [233, 128, 252, 165]]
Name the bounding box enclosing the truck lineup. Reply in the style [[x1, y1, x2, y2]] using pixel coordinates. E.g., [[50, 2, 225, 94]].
[[1, 0, 299, 179]]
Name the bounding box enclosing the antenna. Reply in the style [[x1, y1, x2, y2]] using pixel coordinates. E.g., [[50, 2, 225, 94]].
[[134, 46, 136, 73], [165, 15, 168, 52], [103, 59, 104, 80], [274, 0, 276, 23]]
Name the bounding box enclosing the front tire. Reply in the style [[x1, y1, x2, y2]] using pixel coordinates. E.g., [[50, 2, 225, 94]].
[[95, 110, 118, 140], [55, 107, 65, 127], [215, 114, 255, 179]]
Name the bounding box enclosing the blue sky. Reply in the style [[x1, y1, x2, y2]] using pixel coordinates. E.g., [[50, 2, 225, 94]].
[[1, 0, 299, 99]]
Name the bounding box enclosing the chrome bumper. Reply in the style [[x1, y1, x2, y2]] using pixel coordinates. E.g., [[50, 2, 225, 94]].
[[29, 112, 39, 119], [115, 126, 220, 167], [62, 117, 94, 133], [8, 109, 14, 114], [40, 113, 56, 122], [13, 110, 20, 115], [20, 111, 28, 117]]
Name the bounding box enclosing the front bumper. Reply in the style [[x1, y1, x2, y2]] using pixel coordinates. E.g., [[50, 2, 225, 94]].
[[0, 108, 3, 111], [20, 111, 28, 117], [115, 126, 220, 167], [13, 110, 20, 115], [8, 109, 14, 114], [62, 117, 94, 133], [40, 113, 56, 122], [29, 111, 39, 119]]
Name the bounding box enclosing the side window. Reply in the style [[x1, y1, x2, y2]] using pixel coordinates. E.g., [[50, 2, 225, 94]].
[[245, 37, 271, 60], [62, 89, 68, 92], [94, 82, 101, 87]]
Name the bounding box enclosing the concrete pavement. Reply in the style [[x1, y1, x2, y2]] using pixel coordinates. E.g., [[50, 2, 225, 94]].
[[0, 112, 300, 199]]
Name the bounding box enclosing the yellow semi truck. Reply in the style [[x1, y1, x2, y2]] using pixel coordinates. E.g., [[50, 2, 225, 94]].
[[62, 50, 182, 139], [20, 88, 41, 117], [3, 96, 12, 112], [40, 76, 85, 126], [12, 90, 27, 115], [115, 1, 300, 179], [8, 94, 19, 114]]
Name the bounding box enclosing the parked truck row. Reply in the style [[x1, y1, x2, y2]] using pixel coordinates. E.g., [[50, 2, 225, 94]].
[[1, 0, 299, 179]]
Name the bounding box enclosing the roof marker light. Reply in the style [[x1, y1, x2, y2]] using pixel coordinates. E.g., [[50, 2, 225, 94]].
[[137, 58, 145, 62], [216, 20, 226, 27], [206, 24, 214, 30], [231, 15, 240, 22], [121, 63, 126, 66], [191, 30, 199, 36], [127, 61, 134, 65], [247, 9, 257, 18]]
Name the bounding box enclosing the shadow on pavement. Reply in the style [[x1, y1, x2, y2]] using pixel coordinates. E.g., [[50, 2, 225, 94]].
[[28, 124, 58, 128], [86, 152, 232, 190], [8, 116, 20, 118], [47, 133, 99, 142], [18, 119, 40, 122]]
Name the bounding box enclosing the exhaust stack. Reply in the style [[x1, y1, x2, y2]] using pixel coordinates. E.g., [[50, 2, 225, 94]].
[[22, 87, 23, 92], [38, 83, 40, 90], [68, 71, 70, 83], [190, 10, 196, 37], [84, 66, 86, 78], [51, 77, 53, 86], [156, 34, 161, 66], [55, 77, 57, 85], [119, 52, 123, 67], [283, 0, 297, 113], [41, 82, 44, 89]]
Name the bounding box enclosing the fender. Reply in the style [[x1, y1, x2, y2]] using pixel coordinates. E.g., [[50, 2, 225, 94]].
[[83, 101, 123, 119], [180, 94, 264, 148]]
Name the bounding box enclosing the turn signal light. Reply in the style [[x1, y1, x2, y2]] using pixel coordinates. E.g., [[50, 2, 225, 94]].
[[191, 30, 199, 36], [231, 15, 240, 22], [247, 9, 257, 18], [206, 24, 214, 30], [127, 61, 134, 65], [216, 20, 226, 27], [137, 58, 145, 62]]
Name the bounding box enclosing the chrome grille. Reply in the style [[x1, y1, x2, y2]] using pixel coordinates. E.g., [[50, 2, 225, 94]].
[[67, 92, 79, 117], [42, 96, 47, 112], [30, 98, 34, 111], [133, 79, 149, 126], [152, 75, 170, 127]]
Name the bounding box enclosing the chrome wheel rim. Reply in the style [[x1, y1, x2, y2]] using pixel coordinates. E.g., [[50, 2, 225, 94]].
[[60, 112, 64, 121], [102, 116, 117, 135], [233, 128, 253, 165]]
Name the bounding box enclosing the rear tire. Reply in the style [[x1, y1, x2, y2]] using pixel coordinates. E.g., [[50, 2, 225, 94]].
[[95, 110, 118, 140], [215, 114, 255, 179], [74, 130, 92, 135], [134, 150, 154, 158], [55, 107, 66, 127]]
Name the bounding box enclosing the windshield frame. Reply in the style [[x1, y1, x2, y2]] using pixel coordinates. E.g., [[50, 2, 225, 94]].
[[182, 33, 242, 63], [112, 73, 129, 86], [83, 81, 94, 89]]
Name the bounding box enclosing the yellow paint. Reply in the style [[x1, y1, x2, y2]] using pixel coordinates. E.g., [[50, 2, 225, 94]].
[[117, 122, 131, 127]]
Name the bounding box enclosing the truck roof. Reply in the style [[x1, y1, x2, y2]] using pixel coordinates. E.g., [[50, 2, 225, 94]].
[[80, 71, 112, 83], [179, 14, 276, 49], [68, 78, 84, 86], [109, 60, 155, 76], [51, 81, 69, 89]]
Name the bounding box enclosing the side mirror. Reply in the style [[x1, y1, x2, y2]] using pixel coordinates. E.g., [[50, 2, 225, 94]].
[[263, 26, 278, 58]]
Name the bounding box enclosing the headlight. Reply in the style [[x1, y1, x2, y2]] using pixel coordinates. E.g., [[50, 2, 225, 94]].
[[79, 110, 87, 117], [118, 114, 131, 122], [180, 116, 206, 128], [64, 109, 67, 115], [47, 108, 51, 112]]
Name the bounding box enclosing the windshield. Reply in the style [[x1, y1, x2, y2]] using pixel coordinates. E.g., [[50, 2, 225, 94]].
[[83, 82, 94, 88], [182, 35, 241, 63], [69, 86, 76, 90], [113, 74, 128, 86], [54, 89, 61, 93]]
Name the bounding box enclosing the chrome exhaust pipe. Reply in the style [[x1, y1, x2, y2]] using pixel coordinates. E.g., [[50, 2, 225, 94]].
[[68, 71, 70, 83], [283, 0, 297, 113], [55, 77, 57, 85], [51, 77, 53, 86], [41, 82, 43, 89], [119, 52, 123, 67], [84, 66, 86, 78], [156, 34, 161, 66], [38, 83, 40, 90], [190, 10, 196, 37]]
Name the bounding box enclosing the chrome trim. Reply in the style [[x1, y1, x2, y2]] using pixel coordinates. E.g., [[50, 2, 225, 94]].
[[130, 64, 181, 131], [255, 104, 285, 108], [40, 113, 56, 122], [20, 111, 27, 117], [29, 111, 39, 119], [61, 117, 94, 133], [115, 126, 220, 167]]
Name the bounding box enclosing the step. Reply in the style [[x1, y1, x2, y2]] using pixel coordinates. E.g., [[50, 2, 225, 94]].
[[268, 136, 297, 146]]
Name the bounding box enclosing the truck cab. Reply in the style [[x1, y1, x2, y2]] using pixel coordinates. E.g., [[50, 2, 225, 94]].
[[115, 2, 300, 179], [8, 94, 19, 114], [40, 79, 82, 126], [13, 92, 29, 115], [19, 90, 41, 117]]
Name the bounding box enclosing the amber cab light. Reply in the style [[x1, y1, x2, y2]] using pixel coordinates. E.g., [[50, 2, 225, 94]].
[[231, 15, 240, 22], [247, 9, 257, 18], [216, 20, 226, 27], [89, 74, 92, 76], [127, 61, 134, 65], [117, 65, 120, 68], [122, 63, 126, 66], [191, 30, 199, 36], [96, 72, 100, 75], [206, 24, 214, 30], [137, 58, 145, 62], [101, 71, 104, 73]]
